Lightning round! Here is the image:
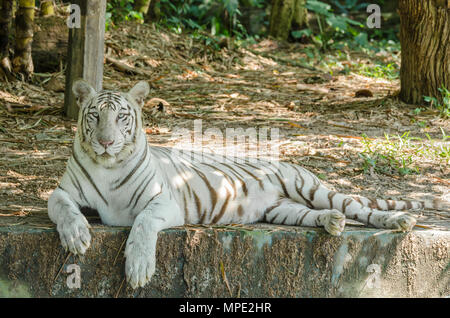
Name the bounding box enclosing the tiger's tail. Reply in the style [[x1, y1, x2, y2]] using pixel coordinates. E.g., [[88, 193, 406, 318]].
[[351, 195, 450, 212]]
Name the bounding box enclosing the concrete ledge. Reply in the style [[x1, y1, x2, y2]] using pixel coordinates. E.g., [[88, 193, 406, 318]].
[[0, 223, 448, 297]]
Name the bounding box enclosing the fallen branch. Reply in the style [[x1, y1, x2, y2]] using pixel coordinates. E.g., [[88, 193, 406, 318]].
[[105, 56, 153, 77]]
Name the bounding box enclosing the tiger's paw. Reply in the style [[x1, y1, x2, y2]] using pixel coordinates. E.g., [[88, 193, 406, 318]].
[[322, 209, 346, 236], [124, 237, 156, 289], [386, 213, 416, 231], [56, 213, 91, 255]]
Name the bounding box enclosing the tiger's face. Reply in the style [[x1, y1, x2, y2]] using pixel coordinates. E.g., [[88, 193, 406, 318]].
[[72, 80, 150, 167]]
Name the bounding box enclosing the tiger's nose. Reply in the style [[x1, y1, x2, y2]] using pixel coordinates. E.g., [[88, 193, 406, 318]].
[[98, 139, 114, 148]]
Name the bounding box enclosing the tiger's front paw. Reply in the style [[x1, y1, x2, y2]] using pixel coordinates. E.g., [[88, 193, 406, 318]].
[[322, 209, 346, 236], [56, 213, 91, 255], [124, 236, 156, 289]]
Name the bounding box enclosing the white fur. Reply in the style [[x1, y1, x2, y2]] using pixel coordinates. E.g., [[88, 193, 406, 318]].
[[49, 81, 441, 290]]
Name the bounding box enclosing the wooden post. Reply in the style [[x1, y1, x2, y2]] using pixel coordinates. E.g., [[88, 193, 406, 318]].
[[64, 0, 106, 119]]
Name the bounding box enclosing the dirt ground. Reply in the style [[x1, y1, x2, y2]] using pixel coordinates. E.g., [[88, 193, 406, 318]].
[[0, 23, 448, 231]]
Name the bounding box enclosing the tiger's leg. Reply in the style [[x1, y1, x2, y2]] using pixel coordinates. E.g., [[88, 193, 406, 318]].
[[125, 195, 184, 289], [290, 178, 417, 231], [263, 198, 346, 236], [48, 187, 91, 254], [326, 192, 417, 231], [287, 167, 417, 231]]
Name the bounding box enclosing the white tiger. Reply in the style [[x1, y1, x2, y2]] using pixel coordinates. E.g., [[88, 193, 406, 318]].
[[48, 80, 449, 289]]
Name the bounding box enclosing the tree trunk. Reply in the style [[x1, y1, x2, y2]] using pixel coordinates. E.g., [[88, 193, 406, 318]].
[[398, 0, 450, 105], [0, 0, 13, 75], [269, 0, 307, 41], [292, 0, 308, 30], [145, 0, 160, 23], [134, 0, 151, 15], [13, 0, 35, 78]]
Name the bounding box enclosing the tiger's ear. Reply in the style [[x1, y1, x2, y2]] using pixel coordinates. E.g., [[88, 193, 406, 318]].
[[128, 81, 150, 107], [72, 79, 96, 106]]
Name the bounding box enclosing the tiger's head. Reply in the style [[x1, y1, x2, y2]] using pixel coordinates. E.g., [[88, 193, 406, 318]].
[[72, 80, 150, 168]]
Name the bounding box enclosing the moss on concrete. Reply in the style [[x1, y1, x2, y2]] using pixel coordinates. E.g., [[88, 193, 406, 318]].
[[0, 224, 448, 297]]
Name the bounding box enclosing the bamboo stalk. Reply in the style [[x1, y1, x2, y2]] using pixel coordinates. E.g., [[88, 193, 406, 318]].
[[0, 0, 13, 75], [40, 0, 55, 17], [13, 0, 35, 78]]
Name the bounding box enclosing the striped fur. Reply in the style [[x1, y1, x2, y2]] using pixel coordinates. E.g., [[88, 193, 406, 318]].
[[48, 80, 449, 289]]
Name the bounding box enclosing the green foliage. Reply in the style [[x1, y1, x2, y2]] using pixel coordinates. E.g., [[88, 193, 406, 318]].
[[291, 0, 399, 52], [106, 0, 144, 30], [330, 0, 369, 14], [356, 61, 398, 79], [105, 0, 399, 53], [423, 86, 450, 118], [359, 132, 419, 176], [156, 0, 267, 39], [105, 0, 269, 42], [359, 130, 450, 176], [291, 0, 365, 50], [296, 38, 400, 81]]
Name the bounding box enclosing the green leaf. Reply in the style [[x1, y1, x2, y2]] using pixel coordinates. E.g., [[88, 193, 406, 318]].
[[292, 29, 312, 39], [223, 0, 239, 15], [354, 32, 368, 46], [344, 17, 364, 27], [306, 0, 332, 16], [326, 15, 348, 30]]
